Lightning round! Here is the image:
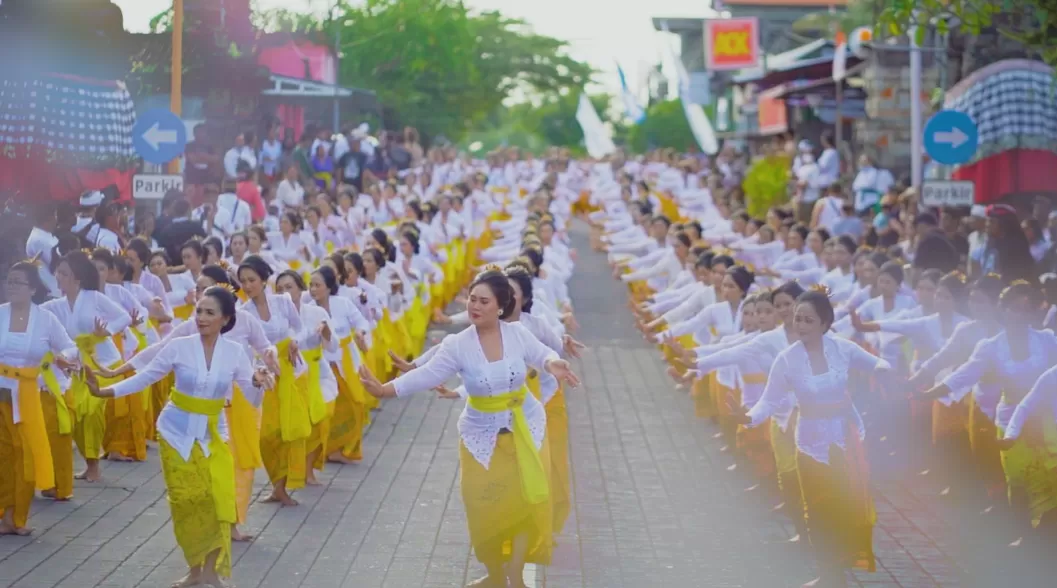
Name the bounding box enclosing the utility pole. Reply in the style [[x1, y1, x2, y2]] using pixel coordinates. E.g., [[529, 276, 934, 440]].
[[909, 12, 923, 191], [332, 1, 341, 133], [168, 0, 184, 175]]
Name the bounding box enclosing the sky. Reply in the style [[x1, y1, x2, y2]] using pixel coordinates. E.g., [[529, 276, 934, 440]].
[[114, 0, 716, 102]]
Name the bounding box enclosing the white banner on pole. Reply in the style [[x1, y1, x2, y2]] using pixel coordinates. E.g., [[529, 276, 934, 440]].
[[575, 94, 617, 159], [661, 20, 719, 154]]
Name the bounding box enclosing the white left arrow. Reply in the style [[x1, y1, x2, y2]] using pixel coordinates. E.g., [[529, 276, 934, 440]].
[[143, 122, 178, 150]]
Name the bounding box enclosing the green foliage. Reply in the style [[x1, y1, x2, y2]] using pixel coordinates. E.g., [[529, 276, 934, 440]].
[[875, 0, 1055, 67], [626, 99, 697, 153], [742, 155, 792, 217], [461, 93, 623, 155], [791, 0, 879, 34], [255, 0, 593, 143]]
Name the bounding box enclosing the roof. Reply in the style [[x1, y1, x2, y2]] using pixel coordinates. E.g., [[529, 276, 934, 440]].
[[652, 17, 709, 32], [732, 38, 832, 83], [262, 74, 375, 99]]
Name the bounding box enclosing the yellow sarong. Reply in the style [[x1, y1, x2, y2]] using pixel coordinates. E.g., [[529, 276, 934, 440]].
[[259, 339, 309, 489], [466, 386, 549, 504], [71, 334, 110, 460], [167, 390, 236, 525], [0, 362, 55, 491]]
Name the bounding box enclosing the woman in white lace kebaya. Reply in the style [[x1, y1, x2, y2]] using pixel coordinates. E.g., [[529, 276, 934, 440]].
[[737, 288, 891, 588], [359, 270, 579, 588]]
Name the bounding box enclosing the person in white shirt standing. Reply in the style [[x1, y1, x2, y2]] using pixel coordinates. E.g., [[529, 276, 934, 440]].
[[259, 126, 284, 185], [851, 154, 894, 215], [25, 202, 61, 297], [224, 132, 258, 181], [275, 165, 305, 214]]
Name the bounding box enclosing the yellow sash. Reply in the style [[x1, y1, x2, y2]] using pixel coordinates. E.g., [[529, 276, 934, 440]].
[[742, 373, 767, 385], [275, 339, 311, 442], [302, 347, 327, 425], [228, 384, 262, 469], [338, 334, 366, 404], [466, 386, 549, 504], [168, 389, 236, 524], [73, 334, 109, 452], [40, 352, 72, 435], [110, 333, 131, 418], [172, 304, 194, 321], [0, 362, 54, 490]]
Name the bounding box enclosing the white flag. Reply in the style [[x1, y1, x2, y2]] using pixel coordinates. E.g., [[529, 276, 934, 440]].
[[661, 20, 718, 154], [575, 94, 617, 159], [832, 41, 847, 82]]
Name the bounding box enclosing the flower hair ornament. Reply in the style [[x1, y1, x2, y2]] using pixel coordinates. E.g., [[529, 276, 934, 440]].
[[22, 256, 42, 267], [985, 272, 1002, 280], [810, 283, 833, 299], [949, 270, 968, 284], [217, 259, 231, 270], [482, 263, 503, 273]]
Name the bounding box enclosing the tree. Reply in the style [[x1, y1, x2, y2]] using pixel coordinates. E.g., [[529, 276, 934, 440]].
[[876, 1, 1056, 67], [791, 0, 879, 35], [256, 0, 593, 143], [461, 93, 624, 155], [626, 99, 698, 153]]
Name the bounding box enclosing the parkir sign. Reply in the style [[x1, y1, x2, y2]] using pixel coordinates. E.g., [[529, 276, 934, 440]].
[[704, 17, 760, 71]]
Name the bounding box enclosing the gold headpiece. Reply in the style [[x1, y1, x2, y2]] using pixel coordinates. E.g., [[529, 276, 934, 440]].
[[21, 257, 42, 267], [81, 248, 94, 256], [216, 282, 237, 295], [985, 272, 1002, 280], [217, 259, 230, 270], [949, 270, 968, 284], [810, 283, 832, 298], [483, 263, 502, 273], [1009, 279, 1030, 287]]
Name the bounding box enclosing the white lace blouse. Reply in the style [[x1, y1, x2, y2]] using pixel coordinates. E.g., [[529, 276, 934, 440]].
[[41, 290, 132, 368], [943, 329, 1057, 429], [748, 334, 888, 464], [392, 321, 559, 468], [110, 335, 262, 461], [1005, 364, 1057, 440], [917, 320, 1001, 418], [0, 304, 78, 422]]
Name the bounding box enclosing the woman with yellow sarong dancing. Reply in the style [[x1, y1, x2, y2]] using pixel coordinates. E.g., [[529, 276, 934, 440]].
[[42, 250, 132, 483], [85, 286, 271, 588], [0, 261, 79, 536], [360, 270, 580, 588], [108, 264, 277, 542], [306, 264, 373, 465], [237, 255, 309, 507], [737, 289, 890, 588], [274, 270, 339, 487]]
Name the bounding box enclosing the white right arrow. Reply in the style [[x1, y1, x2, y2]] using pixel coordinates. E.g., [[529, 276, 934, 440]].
[[143, 122, 178, 150], [934, 127, 968, 148]]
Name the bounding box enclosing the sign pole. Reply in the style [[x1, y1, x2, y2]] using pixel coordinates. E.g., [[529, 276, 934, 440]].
[[168, 0, 184, 175], [909, 11, 923, 191]]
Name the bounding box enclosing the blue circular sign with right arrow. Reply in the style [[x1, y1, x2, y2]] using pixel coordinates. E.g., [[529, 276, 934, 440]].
[[923, 110, 978, 166]]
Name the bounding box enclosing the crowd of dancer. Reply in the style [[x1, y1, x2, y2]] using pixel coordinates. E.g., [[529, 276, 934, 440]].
[[0, 146, 586, 588], [4, 142, 1057, 588], [592, 152, 1057, 587]]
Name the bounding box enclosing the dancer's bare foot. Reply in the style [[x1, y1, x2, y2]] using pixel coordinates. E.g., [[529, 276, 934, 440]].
[[305, 474, 322, 487], [170, 569, 200, 588], [0, 522, 32, 536], [262, 489, 298, 507], [40, 489, 71, 501], [74, 469, 101, 483], [326, 452, 360, 465], [231, 526, 254, 542], [108, 453, 134, 462], [465, 576, 504, 588]]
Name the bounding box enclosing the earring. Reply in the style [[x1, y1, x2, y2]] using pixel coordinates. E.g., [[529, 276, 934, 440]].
[[498, 310, 504, 317]]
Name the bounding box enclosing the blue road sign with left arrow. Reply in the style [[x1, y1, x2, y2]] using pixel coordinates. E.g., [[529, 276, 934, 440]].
[[924, 109, 978, 166], [132, 108, 188, 165]]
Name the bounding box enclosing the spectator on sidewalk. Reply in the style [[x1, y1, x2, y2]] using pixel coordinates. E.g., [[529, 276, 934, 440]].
[[185, 124, 222, 206], [224, 131, 257, 181], [851, 154, 894, 215], [338, 135, 369, 191], [235, 160, 266, 222], [259, 125, 284, 186], [276, 164, 305, 213], [155, 198, 206, 262]]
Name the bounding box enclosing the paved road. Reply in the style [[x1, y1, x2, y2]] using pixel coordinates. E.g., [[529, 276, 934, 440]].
[[4, 223, 1057, 587]]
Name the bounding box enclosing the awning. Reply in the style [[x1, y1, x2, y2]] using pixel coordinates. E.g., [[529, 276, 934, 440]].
[[262, 74, 375, 99], [770, 63, 868, 101]]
